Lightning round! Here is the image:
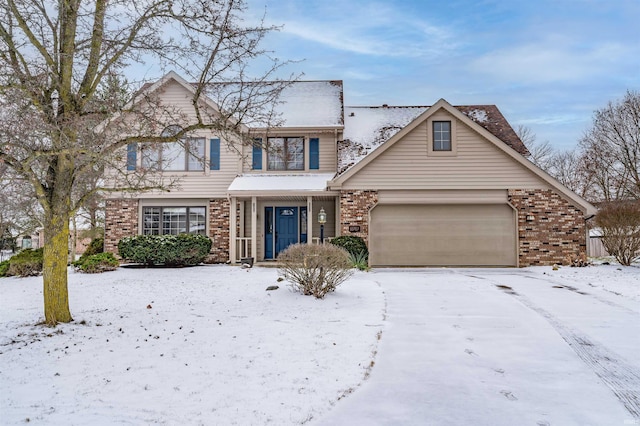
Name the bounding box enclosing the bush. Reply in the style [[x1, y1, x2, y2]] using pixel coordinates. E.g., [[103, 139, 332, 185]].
[[117, 234, 212, 266], [7, 248, 44, 277], [82, 237, 104, 258], [0, 259, 9, 277], [74, 252, 119, 273], [595, 201, 640, 266], [349, 250, 370, 271], [278, 243, 353, 298], [330, 235, 368, 257]]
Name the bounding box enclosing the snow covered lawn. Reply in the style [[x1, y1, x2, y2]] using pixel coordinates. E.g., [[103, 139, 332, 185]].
[[0, 266, 385, 425], [1, 264, 639, 425]]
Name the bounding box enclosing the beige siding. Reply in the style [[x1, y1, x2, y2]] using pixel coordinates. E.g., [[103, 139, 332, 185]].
[[242, 132, 338, 174], [136, 81, 241, 199], [136, 139, 239, 199], [341, 113, 549, 190], [378, 189, 508, 204]]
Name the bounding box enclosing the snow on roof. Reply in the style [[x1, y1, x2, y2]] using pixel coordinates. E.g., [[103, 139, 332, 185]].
[[338, 106, 428, 173], [227, 173, 336, 193], [275, 81, 343, 128], [464, 108, 488, 123]]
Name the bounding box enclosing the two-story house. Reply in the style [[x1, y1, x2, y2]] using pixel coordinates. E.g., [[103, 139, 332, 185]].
[[105, 72, 596, 267]]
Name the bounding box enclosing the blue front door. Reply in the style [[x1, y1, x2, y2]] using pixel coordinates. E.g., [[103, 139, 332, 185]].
[[275, 207, 298, 256]]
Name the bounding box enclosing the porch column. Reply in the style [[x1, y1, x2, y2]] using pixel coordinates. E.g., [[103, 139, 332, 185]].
[[251, 196, 257, 260], [229, 197, 237, 264], [335, 196, 341, 237], [307, 196, 313, 244]]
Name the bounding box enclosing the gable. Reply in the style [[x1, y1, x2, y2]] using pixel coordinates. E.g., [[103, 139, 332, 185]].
[[337, 108, 548, 191]]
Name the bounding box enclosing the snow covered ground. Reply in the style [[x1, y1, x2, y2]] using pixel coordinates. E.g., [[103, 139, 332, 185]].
[[0, 266, 385, 425], [1, 263, 639, 425]]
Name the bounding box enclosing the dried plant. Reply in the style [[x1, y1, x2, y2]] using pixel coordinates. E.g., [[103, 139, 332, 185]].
[[278, 244, 353, 299], [595, 201, 640, 266]]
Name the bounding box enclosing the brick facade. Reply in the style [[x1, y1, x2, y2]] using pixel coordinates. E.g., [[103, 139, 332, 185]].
[[340, 190, 378, 243], [104, 199, 139, 253], [104, 198, 232, 263], [208, 198, 230, 263], [508, 189, 587, 266]]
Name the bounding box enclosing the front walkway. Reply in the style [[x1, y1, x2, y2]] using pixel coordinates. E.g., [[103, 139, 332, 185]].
[[318, 268, 639, 426]]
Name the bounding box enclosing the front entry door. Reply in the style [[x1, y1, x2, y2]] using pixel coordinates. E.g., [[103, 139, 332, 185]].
[[275, 207, 298, 256]]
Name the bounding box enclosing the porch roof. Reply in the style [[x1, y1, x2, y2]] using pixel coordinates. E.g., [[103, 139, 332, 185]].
[[227, 173, 337, 197]]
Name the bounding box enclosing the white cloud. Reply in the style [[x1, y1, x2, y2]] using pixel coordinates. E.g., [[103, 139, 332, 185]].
[[270, 1, 456, 58], [470, 38, 632, 84]]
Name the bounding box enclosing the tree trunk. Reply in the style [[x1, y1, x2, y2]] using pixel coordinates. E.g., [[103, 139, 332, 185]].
[[42, 150, 75, 326], [43, 211, 73, 325]]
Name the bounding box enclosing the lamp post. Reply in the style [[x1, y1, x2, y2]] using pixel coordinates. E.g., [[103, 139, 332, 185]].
[[318, 207, 326, 244]]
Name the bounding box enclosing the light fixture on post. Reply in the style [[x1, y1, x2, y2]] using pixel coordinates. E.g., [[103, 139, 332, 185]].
[[318, 207, 327, 244]]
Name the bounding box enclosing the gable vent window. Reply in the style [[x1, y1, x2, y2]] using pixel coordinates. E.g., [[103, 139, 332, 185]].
[[433, 121, 452, 151]]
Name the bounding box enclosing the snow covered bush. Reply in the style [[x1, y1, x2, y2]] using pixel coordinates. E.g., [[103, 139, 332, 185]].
[[595, 201, 640, 266], [278, 243, 353, 298], [6, 248, 43, 277], [73, 252, 119, 273], [117, 234, 212, 266]]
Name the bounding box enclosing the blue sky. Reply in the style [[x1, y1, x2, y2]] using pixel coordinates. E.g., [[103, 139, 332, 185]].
[[245, 0, 640, 151]]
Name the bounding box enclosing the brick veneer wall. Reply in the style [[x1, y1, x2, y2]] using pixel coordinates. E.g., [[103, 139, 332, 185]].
[[105, 198, 232, 263], [508, 189, 587, 266], [104, 199, 139, 253], [208, 198, 230, 263], [340, 190, 378, 243]]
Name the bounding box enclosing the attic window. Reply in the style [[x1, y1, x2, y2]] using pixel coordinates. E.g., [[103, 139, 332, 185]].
[[427, 115, 457, 157], [433, 121, 451, 151]]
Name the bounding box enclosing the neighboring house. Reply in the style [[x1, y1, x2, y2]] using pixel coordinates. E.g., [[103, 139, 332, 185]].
[[16, 230, 44, 250], [104, 72, 596, 267]]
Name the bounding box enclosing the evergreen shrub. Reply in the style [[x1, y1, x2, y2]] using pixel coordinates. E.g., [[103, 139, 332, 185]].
[[74, 252, 119, 273], [6, 248, 44, 277], [330, 235, 368, 257], [117, 234, 212, 266]]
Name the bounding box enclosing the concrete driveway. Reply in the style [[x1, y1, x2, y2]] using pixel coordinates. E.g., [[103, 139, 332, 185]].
[[318, 268, 640, 426]]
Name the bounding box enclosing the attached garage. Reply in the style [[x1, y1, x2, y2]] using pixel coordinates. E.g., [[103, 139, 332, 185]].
[[369, 204, 517, 267]]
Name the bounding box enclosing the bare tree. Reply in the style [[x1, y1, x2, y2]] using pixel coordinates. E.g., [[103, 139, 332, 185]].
[[517, 125, 554, 170], [595, 201, 640, 266], [0, 0, 294, 325], [0, 173, 43, 250], [580, 90, 640, 201], [517, 125, 592, 198]]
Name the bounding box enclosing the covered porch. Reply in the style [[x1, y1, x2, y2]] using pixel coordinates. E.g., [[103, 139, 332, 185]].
[[227, 174, 339, 264]]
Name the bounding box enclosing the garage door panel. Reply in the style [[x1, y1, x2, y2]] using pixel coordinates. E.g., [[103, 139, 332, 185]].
[[370, 204, 516, 266]]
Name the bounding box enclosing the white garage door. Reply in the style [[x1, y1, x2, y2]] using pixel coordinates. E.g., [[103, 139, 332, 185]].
[[369, 204, 517, 267]]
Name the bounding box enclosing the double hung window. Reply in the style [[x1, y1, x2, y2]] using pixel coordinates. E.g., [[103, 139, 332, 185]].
[[141, 125, 205, 171], [267, 137, 304, 170]]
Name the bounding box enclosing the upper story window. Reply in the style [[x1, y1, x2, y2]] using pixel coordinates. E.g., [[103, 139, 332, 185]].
[[267, 137, 304, 170], [433, 121, 451, 151], [141, 125, 205, 171]]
